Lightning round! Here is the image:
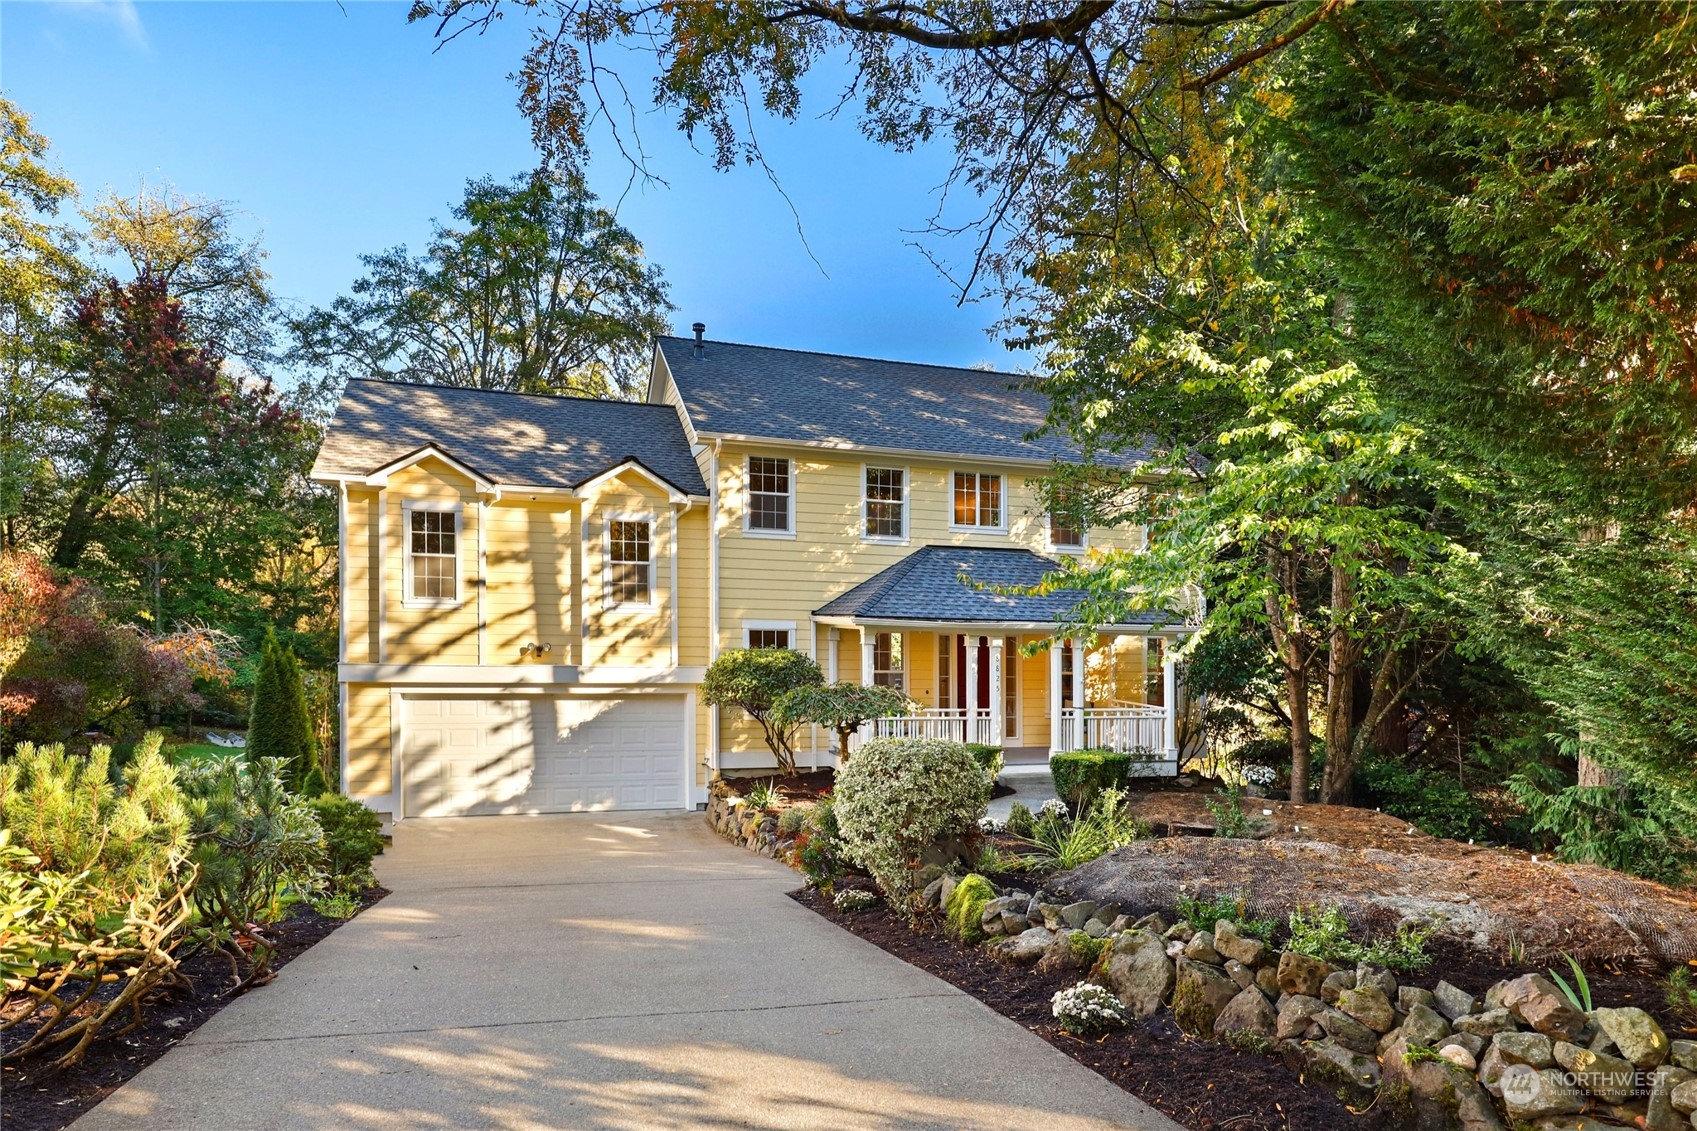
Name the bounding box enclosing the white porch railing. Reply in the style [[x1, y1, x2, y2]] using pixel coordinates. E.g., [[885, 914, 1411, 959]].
[[857, 708, 993, 746], [1056, 706, 1176, 776]]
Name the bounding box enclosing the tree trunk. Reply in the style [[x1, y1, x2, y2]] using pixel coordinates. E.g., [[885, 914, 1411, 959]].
[[51, 422, 120, 570], [1264, 546, 1315, 803], [1320, 563, 1361, 803], [1286, 658, 1313, 803]]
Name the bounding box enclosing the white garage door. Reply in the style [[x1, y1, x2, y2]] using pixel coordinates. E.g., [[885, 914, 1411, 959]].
[[403, 696, 687, 817]]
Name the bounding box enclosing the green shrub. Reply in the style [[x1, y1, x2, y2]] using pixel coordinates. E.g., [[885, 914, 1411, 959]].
[[1359, 757, 1489, 841], [1174, 891, 1277, 940], [1006, 801, 1036, 838], [179, 755, 326, 979], [834, 738, 990, 907], [306, 793, 384, 892], [1285, 903, 1434, 973], [1665, 967, 1697, 1030], [787, 794, 846, 889], [1207, 783, 1253, 838], [1050, 749, 1132, 809], [744, 777, 782, 811], [945, 873, 997, 943], [965, 743, 1004, 782], [0, 734, 197, 1069], [1013, 787, 1149, 872], [777, 805, 809, 835]]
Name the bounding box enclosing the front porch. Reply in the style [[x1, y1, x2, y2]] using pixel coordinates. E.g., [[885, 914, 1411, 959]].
[[837, 630, 1183, 775], [810, 546, 1196, 774]]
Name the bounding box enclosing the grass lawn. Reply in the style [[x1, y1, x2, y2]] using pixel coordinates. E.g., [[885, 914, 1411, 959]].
[[166, 743, 242, 764]]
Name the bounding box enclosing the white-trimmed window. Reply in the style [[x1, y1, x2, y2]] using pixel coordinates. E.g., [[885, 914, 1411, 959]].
[[873, 631, 905, 690], [606, 517, 653, 606], [746, 455, 793, 535], [1145, 637, 1166, 706], [863, 466, 907, 540], [744, 621, 796, 650], [1049, 489, 1087, 551], [405, 503, 461, 605], [952, 471, 1004, 529], [1003, 635, 1019, 738]]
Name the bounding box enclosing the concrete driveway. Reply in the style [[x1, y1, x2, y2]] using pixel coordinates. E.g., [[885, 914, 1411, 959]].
[[73, 812, 1183, 1131]]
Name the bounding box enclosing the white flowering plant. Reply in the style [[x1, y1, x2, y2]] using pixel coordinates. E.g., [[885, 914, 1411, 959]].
[[833, 888, 879, 912], [1243, 764, 1277, 787], [1038, 798, 1071, 821], [1051, 982, 1129, 1037], [977, 815, 1006, 834], [833, 738, 991, 908]]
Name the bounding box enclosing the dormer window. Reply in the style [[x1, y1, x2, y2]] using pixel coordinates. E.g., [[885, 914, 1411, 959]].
[[405, 503, 461, 605], [952, 471, 1003, 530], [607, 518, 653, 606], [746, 456, 793, 535]]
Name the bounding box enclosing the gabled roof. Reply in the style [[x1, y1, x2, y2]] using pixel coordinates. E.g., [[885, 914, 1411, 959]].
[[813, 545, 1178, 626], [311, 379, 709, 497], [655, 337, 1153, 469]]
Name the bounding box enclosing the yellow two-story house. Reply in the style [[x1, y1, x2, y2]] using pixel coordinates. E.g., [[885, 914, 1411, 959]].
[[311, 328, 1191, 819]]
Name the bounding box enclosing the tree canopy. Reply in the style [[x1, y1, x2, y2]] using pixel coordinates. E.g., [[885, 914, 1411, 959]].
[[291, 170, 671, 398]]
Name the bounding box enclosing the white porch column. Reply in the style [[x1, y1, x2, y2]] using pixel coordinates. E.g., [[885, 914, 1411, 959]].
[[1162, 641, 1178, 754], [963, 636, 980, 733], [827, 628, 840, 682], [1048, 637, 1064, 754], [861, 629, 876, 688], [987, 635, 1005, 746]]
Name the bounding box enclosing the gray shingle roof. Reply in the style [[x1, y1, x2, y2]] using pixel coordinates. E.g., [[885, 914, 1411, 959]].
[[813, 545, 1176, 626], [311, 379, 708, 497], [656, 337, 1151, 468]]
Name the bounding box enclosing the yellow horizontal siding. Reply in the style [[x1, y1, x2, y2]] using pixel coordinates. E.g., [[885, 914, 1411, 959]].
[[345, 684, 391, 797]]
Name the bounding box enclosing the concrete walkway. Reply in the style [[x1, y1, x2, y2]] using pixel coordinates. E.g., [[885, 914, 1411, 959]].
[[73, 811, 1182, 1131], [987, 765, 1059, 822]]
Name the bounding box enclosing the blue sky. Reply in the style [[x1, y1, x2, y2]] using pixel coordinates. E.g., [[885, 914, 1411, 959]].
[[1, 0, 1020, 373]]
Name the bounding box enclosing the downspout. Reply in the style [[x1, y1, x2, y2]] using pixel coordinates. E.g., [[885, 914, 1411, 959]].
[[338, 482, 350, 794], [708, 439, 722, 773]]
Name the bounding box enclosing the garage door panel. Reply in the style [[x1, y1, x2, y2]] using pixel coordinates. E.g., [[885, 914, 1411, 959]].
[[404, 696, 685, 817]]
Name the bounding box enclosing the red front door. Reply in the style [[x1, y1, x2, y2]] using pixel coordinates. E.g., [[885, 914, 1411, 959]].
[[952, 634, 991, 708]]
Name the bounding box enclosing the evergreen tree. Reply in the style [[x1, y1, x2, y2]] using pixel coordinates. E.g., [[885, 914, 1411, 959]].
[[246, 629, 315, 791]]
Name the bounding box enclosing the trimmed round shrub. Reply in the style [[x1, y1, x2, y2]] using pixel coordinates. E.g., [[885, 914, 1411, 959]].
[[1050, 749, 1133, 809], [944, 873, 997, 942], [833, 737, 990, 907]]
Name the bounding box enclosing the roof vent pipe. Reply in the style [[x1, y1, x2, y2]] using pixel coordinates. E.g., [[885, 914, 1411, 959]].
[[692, 322, 705, 358]]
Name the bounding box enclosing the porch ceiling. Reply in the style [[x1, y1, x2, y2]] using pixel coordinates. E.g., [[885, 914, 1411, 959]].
[[812, 545, 1185, 630]]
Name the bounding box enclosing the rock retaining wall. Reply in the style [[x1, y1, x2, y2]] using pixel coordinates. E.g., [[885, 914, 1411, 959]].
[[932, 875, 1692, 1131], [704, 782, 793, 859]]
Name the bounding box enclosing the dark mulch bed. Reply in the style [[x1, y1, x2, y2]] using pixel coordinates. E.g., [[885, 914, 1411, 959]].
[[722, 768, 836, 801], [795, 884, 1695, 1131], [2, 886, 387, 1131], [718, 768, 1015, 802]]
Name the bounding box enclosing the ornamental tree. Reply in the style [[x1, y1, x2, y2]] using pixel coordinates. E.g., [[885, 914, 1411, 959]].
[[701, 647, 823, 775], [772, 681, 913, 762]]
